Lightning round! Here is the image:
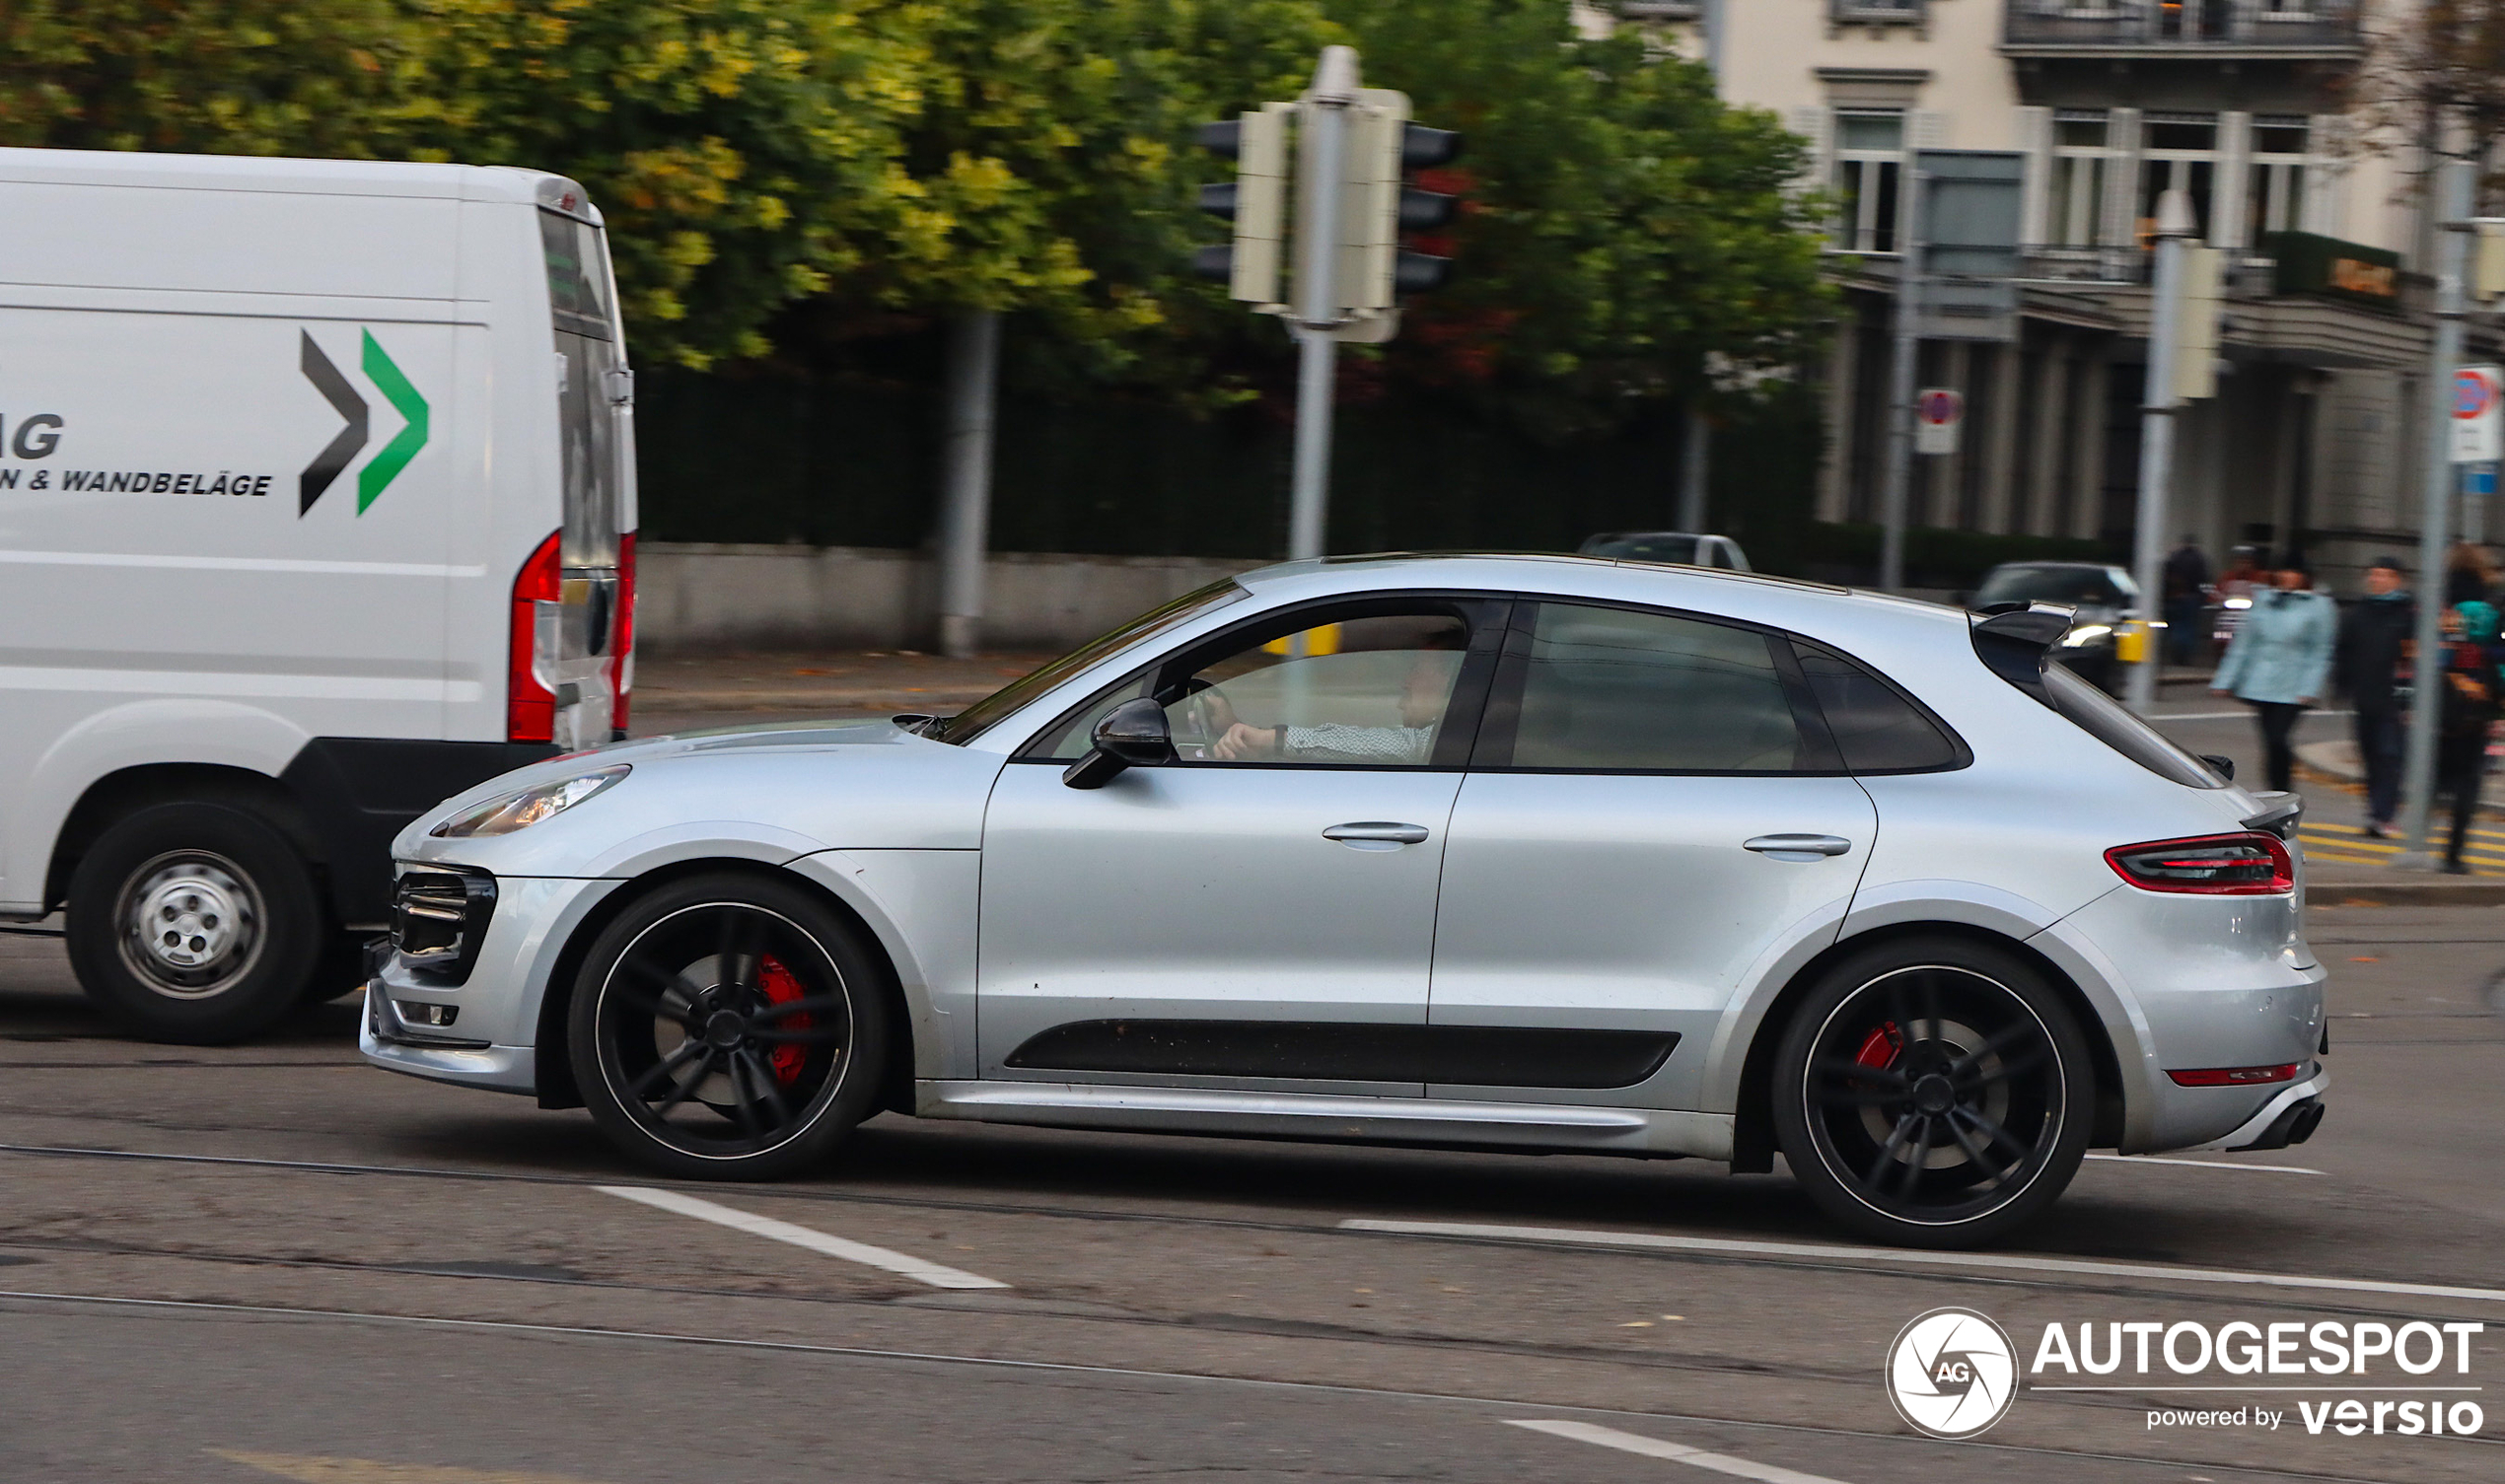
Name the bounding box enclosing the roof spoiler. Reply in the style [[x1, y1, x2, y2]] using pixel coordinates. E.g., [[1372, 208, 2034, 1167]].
[[2241, 792, 2303, 838], [1970, 601, 2075, 705]]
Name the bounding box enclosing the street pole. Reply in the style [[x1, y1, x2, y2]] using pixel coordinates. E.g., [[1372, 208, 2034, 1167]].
[[1286, 46, 1358, 562], [2400, 158, 2476, 857], [2127, 189, 2196, 712], [935, 308, 1001, 659], [1678, 409, 1709, 531], [1878, 168, 1926, 594]]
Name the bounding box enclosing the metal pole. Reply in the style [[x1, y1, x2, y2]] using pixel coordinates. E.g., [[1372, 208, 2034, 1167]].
[[2127, 189, 2196, 711], [1700, 0, 1726, 84], [935, 308, 1001, 659], [2400, 158, 2476, 857], [1678, 407, 1710, 531], [1286, 45, 1358, 562], [1878, 169, 1926, 594]]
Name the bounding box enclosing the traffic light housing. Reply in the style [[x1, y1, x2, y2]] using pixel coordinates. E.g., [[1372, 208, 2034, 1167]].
[[1192, 106, 1291, 306], [1342, 95, 1460, 315], [2173, 244, 2223, 401]]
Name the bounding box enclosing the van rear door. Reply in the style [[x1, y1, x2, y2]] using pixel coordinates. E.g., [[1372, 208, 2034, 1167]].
[[535, 200, 635, 748]]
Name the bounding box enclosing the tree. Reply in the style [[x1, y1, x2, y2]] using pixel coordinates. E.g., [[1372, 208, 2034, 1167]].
[[1324, 0, 1835, 436]]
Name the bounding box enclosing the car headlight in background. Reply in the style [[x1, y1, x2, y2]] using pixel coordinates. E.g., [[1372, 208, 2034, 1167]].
[[430, 765, 630, 838], [2059, 623, 2114, 648], [2222, 597, 2252, 610]]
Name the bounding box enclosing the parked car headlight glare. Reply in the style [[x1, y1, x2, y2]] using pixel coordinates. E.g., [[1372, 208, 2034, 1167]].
[[431, 765, 630, 838], [2060, 623, 2113, 647]]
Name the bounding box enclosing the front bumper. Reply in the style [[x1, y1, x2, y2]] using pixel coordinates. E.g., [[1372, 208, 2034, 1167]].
[[362, 983, 537, 1095]]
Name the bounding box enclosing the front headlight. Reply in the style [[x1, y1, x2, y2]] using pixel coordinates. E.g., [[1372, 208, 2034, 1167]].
[[430, 765, 630, 838], [2060, 623, 2114, 648]]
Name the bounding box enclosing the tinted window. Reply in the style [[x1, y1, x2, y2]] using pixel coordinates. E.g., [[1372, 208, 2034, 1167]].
[[1163, 613, 1467, 766], [1507, 604, 1803, 771], [1795, 645, 1966, 772], [2042, 664, 2226, 788], [538, 210, 613, 340], [1583, 533, 1703, 565]]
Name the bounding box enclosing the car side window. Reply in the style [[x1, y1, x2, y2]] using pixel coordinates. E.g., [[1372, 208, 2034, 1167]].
[[1163, 613, 1469, 767], [1790, 642, 1968, 773], [1494, 602, 1809, 772]]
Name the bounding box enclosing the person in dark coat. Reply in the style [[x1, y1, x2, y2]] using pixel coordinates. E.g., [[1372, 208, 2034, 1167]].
[[2335, 557, 2414, 837], [2445, 540, 2499, 607], [2434, 600, 2503, 874], [2163, 534, 2210, 666]]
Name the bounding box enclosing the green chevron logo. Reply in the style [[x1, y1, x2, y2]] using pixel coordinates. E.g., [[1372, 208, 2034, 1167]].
[[296, 329, 428, 517], [358, 329, 428, 513]]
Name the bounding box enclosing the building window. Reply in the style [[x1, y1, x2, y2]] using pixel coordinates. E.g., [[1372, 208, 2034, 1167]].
[[1835, 109, 1906, 253], [2048, 111, 2111, 247], [2139, 112, 2219, 241], [2249, 115, 2311, 239]]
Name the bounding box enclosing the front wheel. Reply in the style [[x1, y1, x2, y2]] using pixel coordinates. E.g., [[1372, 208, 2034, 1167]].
[[570, 873, 892, 1180], [1772, 937, 2093, 1247]]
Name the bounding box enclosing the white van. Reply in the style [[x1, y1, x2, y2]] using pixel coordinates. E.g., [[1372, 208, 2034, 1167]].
[[0, 148, 636, 1042]]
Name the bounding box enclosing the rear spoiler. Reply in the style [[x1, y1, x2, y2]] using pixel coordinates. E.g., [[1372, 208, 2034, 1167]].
[[2241, 792, 2303, 838], [1970, 601, 2075, 706]]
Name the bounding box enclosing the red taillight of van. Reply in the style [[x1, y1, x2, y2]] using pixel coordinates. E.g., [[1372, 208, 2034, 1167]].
[[508, 530, 562, 742], [610, 531, 636, 732]]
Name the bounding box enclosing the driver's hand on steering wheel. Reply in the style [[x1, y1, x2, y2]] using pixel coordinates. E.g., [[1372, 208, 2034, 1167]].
[[1211, 722, 1280, 761]]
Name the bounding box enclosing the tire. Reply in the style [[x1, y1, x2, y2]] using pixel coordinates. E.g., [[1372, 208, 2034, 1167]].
[[1771, 936, 2093, 1248], [569, 872, 892, 1180], [65, 802, 323, 1044], [303, 931, 375, 1006]]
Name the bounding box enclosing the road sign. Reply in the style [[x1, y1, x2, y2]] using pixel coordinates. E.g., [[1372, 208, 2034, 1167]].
[[1915, 388, 1965, 455], [2465, 460, 2499, 498], [2453, 365, 2502, 462]]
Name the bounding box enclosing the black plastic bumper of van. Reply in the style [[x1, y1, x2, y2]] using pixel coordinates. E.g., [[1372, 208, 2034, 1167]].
[[282, 738, 559, 925]]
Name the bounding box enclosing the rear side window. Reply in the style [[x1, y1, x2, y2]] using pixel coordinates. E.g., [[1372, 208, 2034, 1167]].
[[539, 210, 613, 340], [1793, 644, 1968, 773], [1502, 603, 1805, 771], [2041, 664, 2227, 788]]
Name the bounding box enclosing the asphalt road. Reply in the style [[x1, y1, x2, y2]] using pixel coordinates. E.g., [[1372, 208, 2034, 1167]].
[[6, 690, 2503, 1483]]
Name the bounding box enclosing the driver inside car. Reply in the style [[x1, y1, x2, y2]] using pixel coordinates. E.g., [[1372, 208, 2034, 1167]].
[[1180, 621, 1464, 766]]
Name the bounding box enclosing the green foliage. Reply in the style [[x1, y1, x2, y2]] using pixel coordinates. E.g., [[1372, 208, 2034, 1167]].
[[1327, 0, 1836, 434]]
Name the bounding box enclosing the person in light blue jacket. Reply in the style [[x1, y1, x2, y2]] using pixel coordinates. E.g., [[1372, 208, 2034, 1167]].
[[2211, 567, 2338, 792]]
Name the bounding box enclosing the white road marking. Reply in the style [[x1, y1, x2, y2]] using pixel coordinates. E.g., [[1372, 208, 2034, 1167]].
[[597, 1185, 1008, 1290], [1341, 1220, 2505, 1307], [2085, 1154, 2324, 1175], [1505, 1420, 1852, 1484]]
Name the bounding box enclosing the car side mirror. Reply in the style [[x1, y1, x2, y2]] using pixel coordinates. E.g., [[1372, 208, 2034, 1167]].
[[2199, 753, 2236, 782], [1062, 696, 1176, 789]]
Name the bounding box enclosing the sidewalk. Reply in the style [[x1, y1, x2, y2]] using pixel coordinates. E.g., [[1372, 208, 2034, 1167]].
[[634, 649, 1054, 720]]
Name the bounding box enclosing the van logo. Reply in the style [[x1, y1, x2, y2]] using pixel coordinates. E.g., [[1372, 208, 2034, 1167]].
[[298, 330, 429, 517]]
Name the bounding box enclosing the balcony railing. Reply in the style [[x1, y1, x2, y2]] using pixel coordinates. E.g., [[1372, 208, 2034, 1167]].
[[2004, 0, 2361, 53], [2017, 246, 2282, 295]]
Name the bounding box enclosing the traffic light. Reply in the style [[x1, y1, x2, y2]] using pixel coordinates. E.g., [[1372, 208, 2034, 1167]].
[[2173, 244, 2223, 401], [1342, 93, 1461, 316], [1191, 105, 1291, 306], [2476, 222, 2505, 303]]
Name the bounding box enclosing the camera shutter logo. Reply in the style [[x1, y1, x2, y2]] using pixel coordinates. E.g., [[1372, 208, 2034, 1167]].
[[1886, 1307, 2019, 1439]]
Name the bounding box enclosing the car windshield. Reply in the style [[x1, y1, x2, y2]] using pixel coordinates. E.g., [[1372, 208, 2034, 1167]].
[[1973, 565, 2133, 608], [1585, 534, 1702, 564], [936, 580, 1251, 745]]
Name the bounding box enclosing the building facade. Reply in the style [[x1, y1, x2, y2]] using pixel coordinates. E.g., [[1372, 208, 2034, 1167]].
[[1598, 0, 2489, 589]]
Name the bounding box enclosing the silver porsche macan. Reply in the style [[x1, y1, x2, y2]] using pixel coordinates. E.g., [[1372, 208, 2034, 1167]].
[[362, 554, 2328, 1247]]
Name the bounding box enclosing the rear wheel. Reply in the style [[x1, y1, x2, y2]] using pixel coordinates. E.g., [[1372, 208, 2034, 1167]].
[[569, 873, 891, 1180], [1772, 937, 2092, 1248], [65, 802, 322, 1044]]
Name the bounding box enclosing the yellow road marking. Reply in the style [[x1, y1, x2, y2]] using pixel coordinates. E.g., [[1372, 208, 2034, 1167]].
[[211, 1451, 619, 1484]]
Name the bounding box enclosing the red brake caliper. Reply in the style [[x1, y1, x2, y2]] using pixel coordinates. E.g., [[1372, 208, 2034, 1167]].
[[757, 955, 809, 1085], [1855, 1024, 1903, 1074]]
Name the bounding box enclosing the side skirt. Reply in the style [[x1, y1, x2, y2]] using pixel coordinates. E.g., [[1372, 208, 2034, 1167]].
[[911, 1080, 1734, 1161]]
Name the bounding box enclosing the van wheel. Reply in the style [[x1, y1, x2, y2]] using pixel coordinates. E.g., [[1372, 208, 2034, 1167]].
[[1771, 936, 2093, 1248], [65, 803, 322, 1044]]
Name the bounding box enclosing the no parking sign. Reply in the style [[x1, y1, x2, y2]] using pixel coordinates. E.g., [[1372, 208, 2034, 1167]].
[[1915, 388, 1965, 456], [2452, 365, 2502, 463]]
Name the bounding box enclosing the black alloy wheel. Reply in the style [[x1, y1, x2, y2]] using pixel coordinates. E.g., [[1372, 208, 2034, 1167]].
[[1772, 938, 2092, 1247], [570, 873, 891, 1179]]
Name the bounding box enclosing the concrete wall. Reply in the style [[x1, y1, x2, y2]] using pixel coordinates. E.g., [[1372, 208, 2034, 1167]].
[[637, 542, 1263, 652]]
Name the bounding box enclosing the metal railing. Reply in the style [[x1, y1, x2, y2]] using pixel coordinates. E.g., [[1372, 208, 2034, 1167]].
[[1831, 0, 1926, 23], [2017, 245, 2280, 292], [2004, 0, 2360, 50]]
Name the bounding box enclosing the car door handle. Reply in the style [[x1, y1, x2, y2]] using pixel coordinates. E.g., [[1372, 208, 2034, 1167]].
[[1323, 821, 1431, 847], [1743, 834, 1853, 858]]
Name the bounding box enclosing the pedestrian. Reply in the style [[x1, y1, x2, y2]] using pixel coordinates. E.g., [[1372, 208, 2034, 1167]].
[[2444, 540, 2499, 607], [2211, 565, 2337, 794], [2335, 556, 2414, 837], [2428, 600, 2504, 872], [2163, 533, 2210, 667]]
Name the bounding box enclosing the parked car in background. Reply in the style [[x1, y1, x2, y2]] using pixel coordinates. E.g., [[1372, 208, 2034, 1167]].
[[366, 553, 2323, 1249], [0, 148, 639, 1044], [1968, 561, 2141, 693], [1579, 530, 1753, 571]]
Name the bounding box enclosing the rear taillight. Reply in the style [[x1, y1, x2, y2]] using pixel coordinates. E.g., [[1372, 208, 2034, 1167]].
[[609, 531, 636, 733], [2106, 831, 2293, 895], [508, 530, 562, 742], [2168, 1064, 2300, 1087]]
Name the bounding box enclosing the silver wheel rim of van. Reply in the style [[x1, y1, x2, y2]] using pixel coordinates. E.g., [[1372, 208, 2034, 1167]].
[[115, 852, 265, 999]]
